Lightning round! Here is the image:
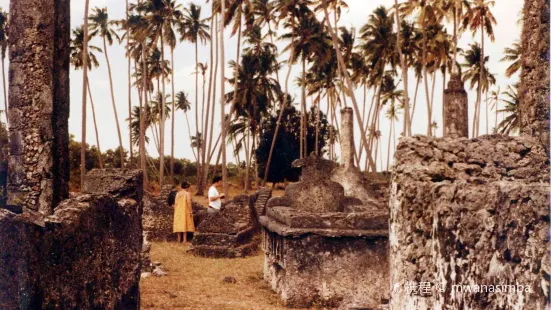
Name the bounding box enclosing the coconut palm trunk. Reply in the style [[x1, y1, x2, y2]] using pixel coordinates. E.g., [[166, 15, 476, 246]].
[[126, 0, 133, 163], [477, 21, 485, 137], [204, 14, 219, 190], [201, 13, 216, 193], [170, 48, 176, 181], [394, 0, 411, 137], [88, 80, 103, 169], [1, 51, 6, 126], [220, 0, 228, 196], [102, 35, 125, 167], [421, 18, 432, 136], [159, 31, 168, 188], [140, 43, 149, 188], [194, 40, 203, 194], [323, 3, 376, 172], [80, 0, 90, 189], [262, 32, 295, 186]]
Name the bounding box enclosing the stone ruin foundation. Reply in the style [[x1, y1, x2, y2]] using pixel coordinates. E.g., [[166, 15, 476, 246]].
[[261, 108, 390, 309], [389, 2, 550, 309], [0, 0, 144, 308], [190, 188, 271, 258], [0, 169, 144, 309]]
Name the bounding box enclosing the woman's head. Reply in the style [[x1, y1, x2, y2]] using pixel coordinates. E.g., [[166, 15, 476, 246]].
[[181, 181, 191, 189]]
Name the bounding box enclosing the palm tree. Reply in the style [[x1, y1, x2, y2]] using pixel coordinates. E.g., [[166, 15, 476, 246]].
[[281, 10, 328, 159], [175, 91, 197, 161], [89, 7, 125, 167], [220, 0, 229, 196], [0, 10, 7, 126], [180, 3, 210, 194], [461, 42, 496, 136], [487, 86, 501, 132], [385, 101, 401, 171], [500, 41, 521, 77], [442, 0, 469, 73], [401, 0, 444, 136], [462, 0, 496, 137], [80, 0, 91, 189], [391, 1, 411, 137], [497, 84, 519, 135], [70, 26, 104, 169], [125, 0, 133, 165], [161, 0, 183, 182], [323, 0, 378, 171], [360, 6, 397, 169]]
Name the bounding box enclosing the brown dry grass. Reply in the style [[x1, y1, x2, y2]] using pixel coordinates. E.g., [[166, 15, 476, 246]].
[[140, 242, 289, 310]]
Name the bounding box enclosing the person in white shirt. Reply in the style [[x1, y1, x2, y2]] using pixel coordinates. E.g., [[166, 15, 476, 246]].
[[208, 176, 225, 213]]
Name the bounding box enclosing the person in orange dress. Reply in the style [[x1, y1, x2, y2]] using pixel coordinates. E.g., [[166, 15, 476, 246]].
[[173, 181, 195, 243]]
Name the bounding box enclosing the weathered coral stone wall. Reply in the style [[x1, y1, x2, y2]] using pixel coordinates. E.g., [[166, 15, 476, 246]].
[[519, 0, 550, 145], [0, 170, 143, 309], [7, 0, 70, 213], [389, 135, 549, 309]]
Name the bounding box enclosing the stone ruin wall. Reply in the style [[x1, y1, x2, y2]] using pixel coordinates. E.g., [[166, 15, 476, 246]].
[[390, 1, 550, 308], [7, 0, 70, 213], [0, 169, 143, 309], [389, 135, 549, 309]]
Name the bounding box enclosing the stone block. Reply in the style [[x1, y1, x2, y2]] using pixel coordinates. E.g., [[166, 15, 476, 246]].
[[84, 168, 143, 202], [389, 135, 550, 310]]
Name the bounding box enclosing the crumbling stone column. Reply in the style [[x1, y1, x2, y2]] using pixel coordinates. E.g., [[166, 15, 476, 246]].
[[519, 0, 549, 148], [443, 73, 468, 138], [7, 0, 70, 213], [340, 107, 355, 167]]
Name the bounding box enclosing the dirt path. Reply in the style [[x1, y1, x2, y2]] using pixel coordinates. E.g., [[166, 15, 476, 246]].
[[140, 242, 289, 310]]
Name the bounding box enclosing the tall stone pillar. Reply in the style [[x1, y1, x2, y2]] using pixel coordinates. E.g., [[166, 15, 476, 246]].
[[443, 73, 468, 138], [7, 0, 70, 214], [340, 107, 355, 167], [519, 0, 549, 149]]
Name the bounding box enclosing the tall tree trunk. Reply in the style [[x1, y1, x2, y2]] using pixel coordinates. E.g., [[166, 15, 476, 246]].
[[1, 54, 7, 126], [103, 36, 125, 167], [494, 93, 498, 132], [159, 31, 166, 188], [80, 0, 90, 189], [386, 117, 392, 171], [202, 12, 216, 194], [477, 22, 485, 137], [410, 77, 420, 131], [452, 7, 459, 73], [140, 43, 149, 188], [262, 30, 295, 186], [194, 41, 203, 194], [421, 18, 432, 136], [126, 0, 133, 164], [315, 97, 320, 155], [394, 0, 411, 137], [220, 0, 228, 197], [300, 58, 306, 158], [170, 47, 175, 182], [88, 80, 103, 169], [323, 4, 376, 172], [485, 90, 489, 135]]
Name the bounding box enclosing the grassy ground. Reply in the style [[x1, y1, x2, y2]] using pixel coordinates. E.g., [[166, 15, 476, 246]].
[[140, 242, 289, 310]]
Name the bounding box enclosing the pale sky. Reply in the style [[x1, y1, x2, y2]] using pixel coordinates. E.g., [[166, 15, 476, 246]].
[[0, 0, 523, 171]]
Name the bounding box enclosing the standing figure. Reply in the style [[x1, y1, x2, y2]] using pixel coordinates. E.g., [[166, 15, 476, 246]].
[[173, 181, 195, 243], [208, 176, 225, 214]]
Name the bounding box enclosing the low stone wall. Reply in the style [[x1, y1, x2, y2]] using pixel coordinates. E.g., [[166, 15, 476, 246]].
[[142, 186, 207, 242], [389, 135, 550, 309], [191, 193, 263, 258], [0, 170, 143, 309]]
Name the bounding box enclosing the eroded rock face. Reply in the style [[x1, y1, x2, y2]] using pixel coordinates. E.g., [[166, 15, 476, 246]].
[[519, 0, 550, 148], [0, 170, 143, 309], [191, 191, 266, 258], [7, 0, 70, 213], [389, 135, 549, 309]]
